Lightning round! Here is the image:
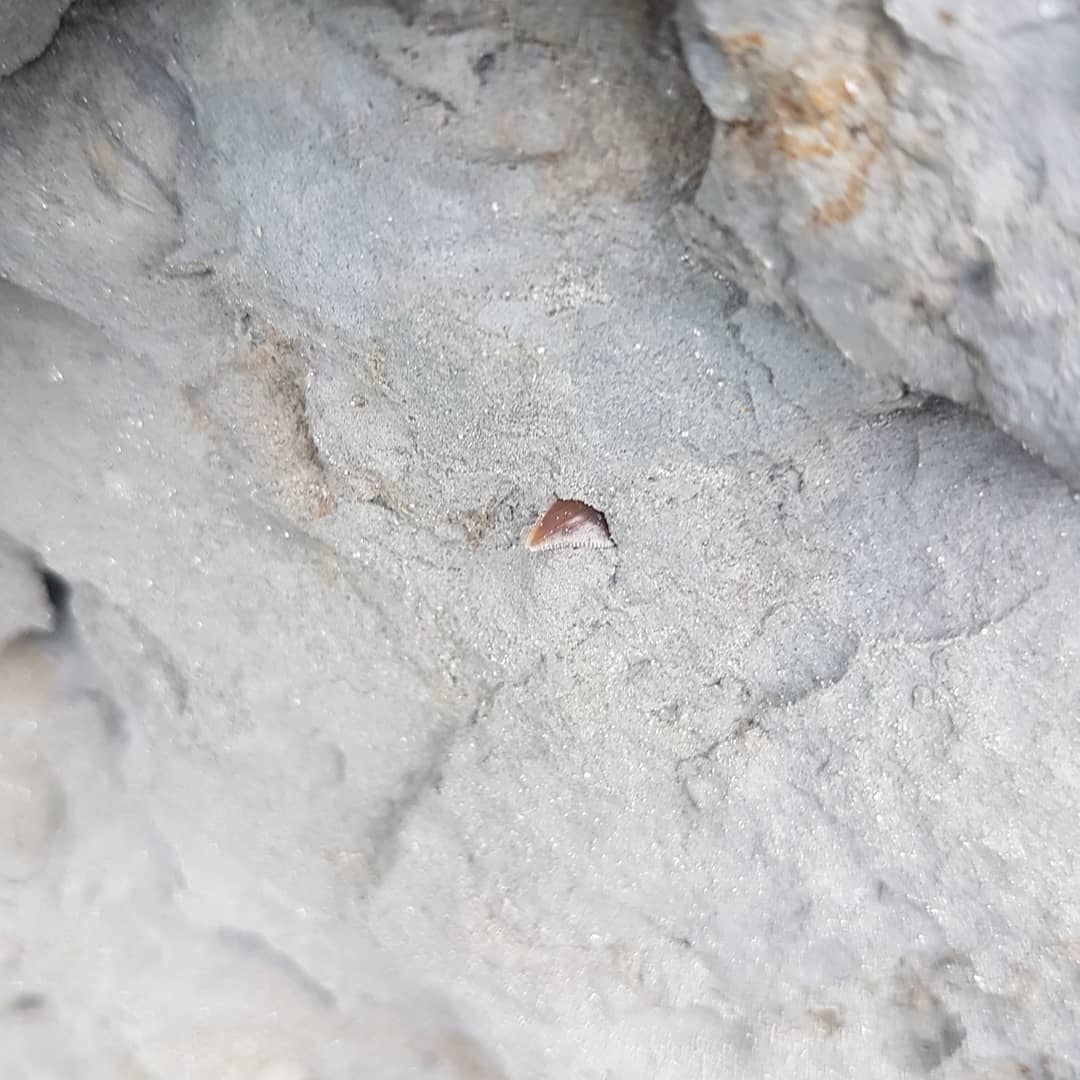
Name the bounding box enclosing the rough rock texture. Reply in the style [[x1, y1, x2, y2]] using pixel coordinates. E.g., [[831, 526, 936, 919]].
[[0, 0, 71, 76], [2, 0, 1080, 1076], [676, 0, 1080, 482]]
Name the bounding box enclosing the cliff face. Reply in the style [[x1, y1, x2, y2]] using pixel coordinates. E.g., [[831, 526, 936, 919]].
[[677, 0, 1080, 480]]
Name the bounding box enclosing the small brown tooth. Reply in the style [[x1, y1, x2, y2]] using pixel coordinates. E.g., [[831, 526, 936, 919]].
[[526, 498, 614, 551]]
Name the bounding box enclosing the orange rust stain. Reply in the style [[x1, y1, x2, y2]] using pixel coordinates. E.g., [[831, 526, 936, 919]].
[[707, 26, 885, 227], [807, 75, 860, 114], [765, 74, 869, 161], [810, 147, 880, 227], [712, 29, 766, 57], [937, 9, 957, 25]]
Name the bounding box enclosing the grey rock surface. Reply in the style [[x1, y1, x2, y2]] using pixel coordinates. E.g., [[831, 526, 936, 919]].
[[676, 0, 1080, 482], [0, 0, 71, 76], [1, 0, 1079, 1076]]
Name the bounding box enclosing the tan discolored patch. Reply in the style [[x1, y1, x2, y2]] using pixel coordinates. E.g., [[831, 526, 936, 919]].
[[710, 28, 765, 58], [808, 1005, 845, 1037], [184, 326, 335, 519], [84, 129, 173, 215], [85, 134, 126, 198]]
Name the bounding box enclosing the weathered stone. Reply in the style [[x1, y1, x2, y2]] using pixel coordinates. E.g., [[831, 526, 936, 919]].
[[0, 0, 71, 76], [3, 1, 1080, 1074], [676, 0, 1080, 481]]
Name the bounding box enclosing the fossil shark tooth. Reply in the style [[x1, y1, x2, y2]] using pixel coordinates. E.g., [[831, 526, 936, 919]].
[[526, 498, 614, 551]]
